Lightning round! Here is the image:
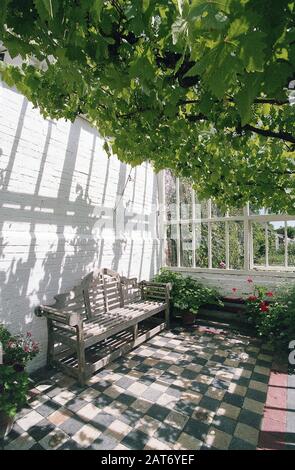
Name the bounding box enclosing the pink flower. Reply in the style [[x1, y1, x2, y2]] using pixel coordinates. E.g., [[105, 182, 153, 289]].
[[26, 332, 32, 337], [266, 292, 274, 297], [219, 261, 226, 269], [247, 278, 253, 283]]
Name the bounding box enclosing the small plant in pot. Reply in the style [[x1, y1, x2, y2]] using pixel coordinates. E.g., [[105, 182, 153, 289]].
[[0, 325, 39, 438], [154, 269, 220, 326], [174, 276, 220, 326]]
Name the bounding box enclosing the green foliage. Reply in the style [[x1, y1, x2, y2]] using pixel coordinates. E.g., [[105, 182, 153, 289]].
[[243, 283, 295, 351], [0, 325, 39, 417], [276, 226, 295, 239], [154, 268, 220, 315], [0, 1, 294, 211]]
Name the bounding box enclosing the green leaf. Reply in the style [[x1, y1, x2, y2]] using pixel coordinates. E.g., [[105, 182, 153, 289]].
[[0, 0, 9, 31], [235, 74, 261, 125], [103, 140, 111, 157], [34, 0, 53, 20], [91, 0, 104, 22], [240, 32, 266, 72], [189, 0, 232, 20], [171, 17, 188, 45], [142, 0, 150, 13], [43, 0, 53, 17], [227, 17, 249, 39], [193, 42, 241, 98]]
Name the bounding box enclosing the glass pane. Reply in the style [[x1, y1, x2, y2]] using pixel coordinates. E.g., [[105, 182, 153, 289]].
[[268, 221, 285, 266], [195, 222, 208, 268], [288, 221, 295, 267], [252, 222, 266, 266], [211, 202, 226, 218], [229, 221, 244, 269], [166, 224, 177, 266], [250, 206, 268, 215], [165, 170, 177, 221], [194, 194, 209, 219], [228, 207, 244, 216], [211, 222, 226, 268], [179, 180, 192, 220], [180, 223, 193, 267]]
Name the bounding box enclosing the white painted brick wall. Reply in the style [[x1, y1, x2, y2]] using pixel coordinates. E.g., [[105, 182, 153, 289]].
[[0, 81, 163, 371]]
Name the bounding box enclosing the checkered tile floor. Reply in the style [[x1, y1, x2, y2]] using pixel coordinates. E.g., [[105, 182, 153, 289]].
[[1, 323, 276, 450]]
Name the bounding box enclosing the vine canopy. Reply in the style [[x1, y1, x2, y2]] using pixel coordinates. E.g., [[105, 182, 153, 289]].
[[0, 0, 294, 211]]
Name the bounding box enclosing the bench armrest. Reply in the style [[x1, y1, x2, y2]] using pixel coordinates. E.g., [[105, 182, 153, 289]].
[[35, 305, 81, 327], [120, 276, 138, 287], [139, 281, 172, 301]]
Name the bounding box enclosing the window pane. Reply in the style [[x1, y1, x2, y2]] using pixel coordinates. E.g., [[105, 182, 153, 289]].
[[288, 221, 295, 267], [211, 222, 226, 268], [250, 206, 268, 215], [180, 223, 193, 267], [211, 202, 226, 218], [268, 221, 285, 266], [195, 222, 208, 267], [228, 207, 244, 216], [166, 224, 177, 266], [252, 222, 266, 266], [194, 195, 209, 219], [229, 221, 244, 269], [179, 180, 192, 219], [165, 170, 177, 221]]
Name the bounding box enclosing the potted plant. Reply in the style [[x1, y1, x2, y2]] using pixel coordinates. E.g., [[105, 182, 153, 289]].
[[174, 276, 221, 326], [154, 269, 220, 326], [0, 325, 39, 438]]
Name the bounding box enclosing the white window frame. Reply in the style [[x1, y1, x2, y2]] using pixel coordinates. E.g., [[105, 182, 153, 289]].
[[161, 172, 295, 274]]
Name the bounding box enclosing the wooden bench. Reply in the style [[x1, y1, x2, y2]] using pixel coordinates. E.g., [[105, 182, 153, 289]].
[[35, 269, 170, 384]]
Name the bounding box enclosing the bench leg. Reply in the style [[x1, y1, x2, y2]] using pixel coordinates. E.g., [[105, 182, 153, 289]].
[[76, 324, 86, 385], [165, 306, 170, 329], [47, 319, 54, 367], [133, 324, 138, 343]]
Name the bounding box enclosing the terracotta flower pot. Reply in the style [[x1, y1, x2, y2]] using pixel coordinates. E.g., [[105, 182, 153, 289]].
[[0, 411, 15, 438], [182, 311, 196, 326]]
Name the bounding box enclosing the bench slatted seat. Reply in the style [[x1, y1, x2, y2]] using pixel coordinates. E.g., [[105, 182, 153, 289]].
[[35, 268, 170, 384]]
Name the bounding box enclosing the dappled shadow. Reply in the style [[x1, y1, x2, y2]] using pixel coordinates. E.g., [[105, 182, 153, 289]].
[[0, 85, 162, 368]]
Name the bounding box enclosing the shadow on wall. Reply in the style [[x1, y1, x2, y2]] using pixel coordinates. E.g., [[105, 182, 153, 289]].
[[0, 86, 162, 367]]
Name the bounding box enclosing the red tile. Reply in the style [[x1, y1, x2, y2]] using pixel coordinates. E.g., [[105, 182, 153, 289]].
[[266, 386, 287, 409], [263, 406, 286, 424], [261, 416, 286, 433], [268, 371, 288, 387]]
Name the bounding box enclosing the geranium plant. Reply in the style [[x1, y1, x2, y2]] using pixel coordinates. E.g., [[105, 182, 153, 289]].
[[239, 280, 295, 350], [0, 325, 39, 417]]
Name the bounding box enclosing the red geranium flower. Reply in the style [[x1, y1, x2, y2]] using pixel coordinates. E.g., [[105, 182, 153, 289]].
[[247, 278, 253, 283], [259, 302, 269, 312], [232, 288, 237, 293], [248, 295, 258, 302], [266, 292, 274, 297]]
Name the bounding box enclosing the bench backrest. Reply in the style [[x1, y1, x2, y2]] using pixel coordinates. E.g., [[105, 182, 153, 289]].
[[87, 268, 124, 318], [49, 269, 141, 321]]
